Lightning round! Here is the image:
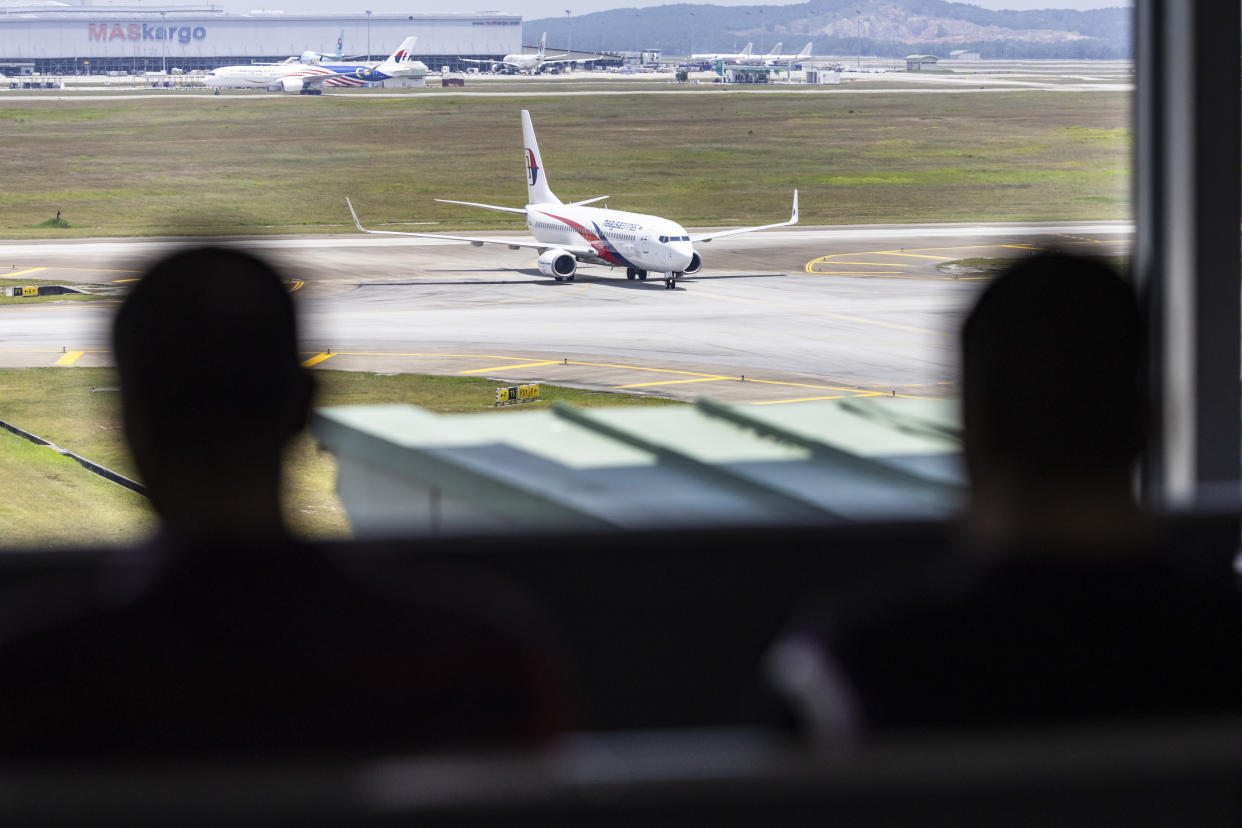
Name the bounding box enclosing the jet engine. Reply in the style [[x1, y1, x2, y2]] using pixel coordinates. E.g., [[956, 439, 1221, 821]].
[[538, 249, 577, 280], [275, 76, 304, 93], [299, 50, 321, 65], [683, 251, 703, 275]]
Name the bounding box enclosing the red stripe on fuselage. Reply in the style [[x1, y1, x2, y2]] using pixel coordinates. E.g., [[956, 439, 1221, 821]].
[[540, 211, 622, 265]]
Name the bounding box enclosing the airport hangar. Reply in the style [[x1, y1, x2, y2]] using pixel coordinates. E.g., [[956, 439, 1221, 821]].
[[0, 3, 521, 75]]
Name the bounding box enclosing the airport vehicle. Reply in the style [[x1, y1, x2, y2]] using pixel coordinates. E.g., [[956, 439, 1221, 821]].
[[459, 32, 571, 74], [204, 36, 425, 94], [689, 43, 753, 63], [346, 110, 797, 290]]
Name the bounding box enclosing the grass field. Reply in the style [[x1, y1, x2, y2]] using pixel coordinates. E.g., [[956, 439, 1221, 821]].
[[0, 91, 1129, 237], [0, 368, 679, 548]]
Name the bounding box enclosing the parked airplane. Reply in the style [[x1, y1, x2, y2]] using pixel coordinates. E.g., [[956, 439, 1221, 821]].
[[293, 29, 346, 65], [689, 43, 753, 63], [759, 43, 784, 62], [460, 32, 572, 74], [763, 42, 814, 65], [204, 36, 426, 94], [346, 110, 797, 290]]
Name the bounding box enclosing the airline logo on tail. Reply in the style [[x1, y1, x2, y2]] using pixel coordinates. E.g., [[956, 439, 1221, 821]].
[[526, 148, 540, 186], [395, 48, 409, 61]]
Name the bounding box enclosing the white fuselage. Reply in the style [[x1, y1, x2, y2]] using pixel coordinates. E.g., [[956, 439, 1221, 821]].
[[203, 61, 425, 89], [525, 202, 694, 273]]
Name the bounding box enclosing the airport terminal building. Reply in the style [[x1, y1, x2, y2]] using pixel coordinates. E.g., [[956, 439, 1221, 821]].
[[0, 2, 521, 74]]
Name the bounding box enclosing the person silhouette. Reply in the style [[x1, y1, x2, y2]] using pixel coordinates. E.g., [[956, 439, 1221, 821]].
[[764, 252, 1242, 741], [0, 246, 571, 759], [112, 247, 312, 545]]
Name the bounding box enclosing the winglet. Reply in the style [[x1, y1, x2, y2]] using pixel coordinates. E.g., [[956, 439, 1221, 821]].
[[791, 189, 799, 225], [345, 197, 368, 233]]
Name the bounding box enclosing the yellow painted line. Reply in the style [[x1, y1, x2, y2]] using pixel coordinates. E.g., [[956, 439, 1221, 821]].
[[612, 377, 729, 389], [808, 270, 907, 276], [459, 360, 561, 374], [286, 280, 305, 293], [301, 353, 336, 367], [751, 395, 846, 405], [54, 350, 84, 366], [4, 267, 47, 279], [874, 251, 948, 260], [814, 261, 913, 267], [113, 278, 141, 283], [1000, 244, 1043, 251]]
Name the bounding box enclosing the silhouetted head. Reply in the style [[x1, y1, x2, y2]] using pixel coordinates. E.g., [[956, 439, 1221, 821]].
[[113, 247, 313, 535], [961, 252, 1143, 491]]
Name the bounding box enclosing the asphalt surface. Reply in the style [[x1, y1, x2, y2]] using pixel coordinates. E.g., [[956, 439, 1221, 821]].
[[0, 220, 1132, 404]]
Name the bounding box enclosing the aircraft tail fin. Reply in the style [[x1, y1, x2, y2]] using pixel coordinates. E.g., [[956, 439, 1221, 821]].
[[538, 31, 547, 58], [796, 41, 813, 60], [378, 36, 418, 71], [766, 42, 782, 58], [742, 42, 752, 59], [333, 29, 344, 59], [521, 109, 561, 205]]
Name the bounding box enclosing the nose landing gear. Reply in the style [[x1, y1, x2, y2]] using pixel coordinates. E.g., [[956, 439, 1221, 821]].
[[664, 272, 683, 290]]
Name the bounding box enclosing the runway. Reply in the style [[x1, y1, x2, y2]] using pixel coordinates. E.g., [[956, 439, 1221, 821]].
[[0, 220, 1132, 404]]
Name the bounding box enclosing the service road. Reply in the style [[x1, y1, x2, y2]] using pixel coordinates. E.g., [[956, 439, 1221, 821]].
[[0, 220, 1132, 404]]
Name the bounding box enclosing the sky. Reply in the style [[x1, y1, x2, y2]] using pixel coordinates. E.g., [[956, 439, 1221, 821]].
[[221, 1, 1129, 20]]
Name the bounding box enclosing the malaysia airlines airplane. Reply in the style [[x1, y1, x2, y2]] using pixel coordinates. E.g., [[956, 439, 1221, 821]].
[[204, 36, 426, 94], [460, 32, 572, 74], [346, 110, 797, 290]]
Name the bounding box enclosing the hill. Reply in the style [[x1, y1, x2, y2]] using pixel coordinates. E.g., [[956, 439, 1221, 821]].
[[526, 0, 1130, 59]]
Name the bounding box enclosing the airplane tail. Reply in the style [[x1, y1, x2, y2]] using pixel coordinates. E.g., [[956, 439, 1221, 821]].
[[521, 109, 561, 205], [795, 41, 813, 60], [537, 32, 547, 59], [377, 36, 418, 72], [742, 42, 753, 59], [765, 42, 782, 58], [333, 29, 344, 59]]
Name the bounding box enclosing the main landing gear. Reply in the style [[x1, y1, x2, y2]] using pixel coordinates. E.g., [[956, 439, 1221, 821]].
[[626, 268, 648, 281]]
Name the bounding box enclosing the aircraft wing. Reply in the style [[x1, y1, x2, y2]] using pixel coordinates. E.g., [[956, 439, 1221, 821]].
[[689, 190, 798, 243], [539, 54, 574, 63], [458, 57, 492, 64], [297, 69, 375, 88], [346, 198, 594, 255]]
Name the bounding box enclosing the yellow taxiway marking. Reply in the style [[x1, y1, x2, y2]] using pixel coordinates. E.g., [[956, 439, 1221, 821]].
[[751, 395, 847, 405], [113, 278, 141, 283], [5, 267, 47, 279], [809, 271, 908, 276], [613, 377, 729, 389], [874, 251, 948, 260], [286, 280, 305, 293], [820, 261, 913, 268], [1001, 244, 1044, 251], [54, 350, 85, 366], [301, 353, 336, 368], [459, 360, 561, 374]]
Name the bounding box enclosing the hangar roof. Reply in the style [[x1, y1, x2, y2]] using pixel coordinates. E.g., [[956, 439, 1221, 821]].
[[312, 397, 964, 537]]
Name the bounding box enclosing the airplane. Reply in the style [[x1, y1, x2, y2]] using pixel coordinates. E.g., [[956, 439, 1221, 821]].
[[759, 43, 784, 63], [460, 32, 573, 74], [204, 36, 427, 94], [292, 29, 346, 65], [763, 42, 814, 65], [346, 110, 798, 290], [689, 43, 753, 63]]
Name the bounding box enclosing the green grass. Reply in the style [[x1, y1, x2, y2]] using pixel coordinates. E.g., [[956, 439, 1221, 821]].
[[0, 91, 1130, 237], [0, 368, 681, 548]]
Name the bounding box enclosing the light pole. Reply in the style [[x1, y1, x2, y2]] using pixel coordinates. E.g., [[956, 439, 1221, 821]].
[[366, 10, 372, 61], [565, 9, 572, 72], [856, 10, 861, 70], [160, 11, 166, 74], [688, 11, 694, 57]]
